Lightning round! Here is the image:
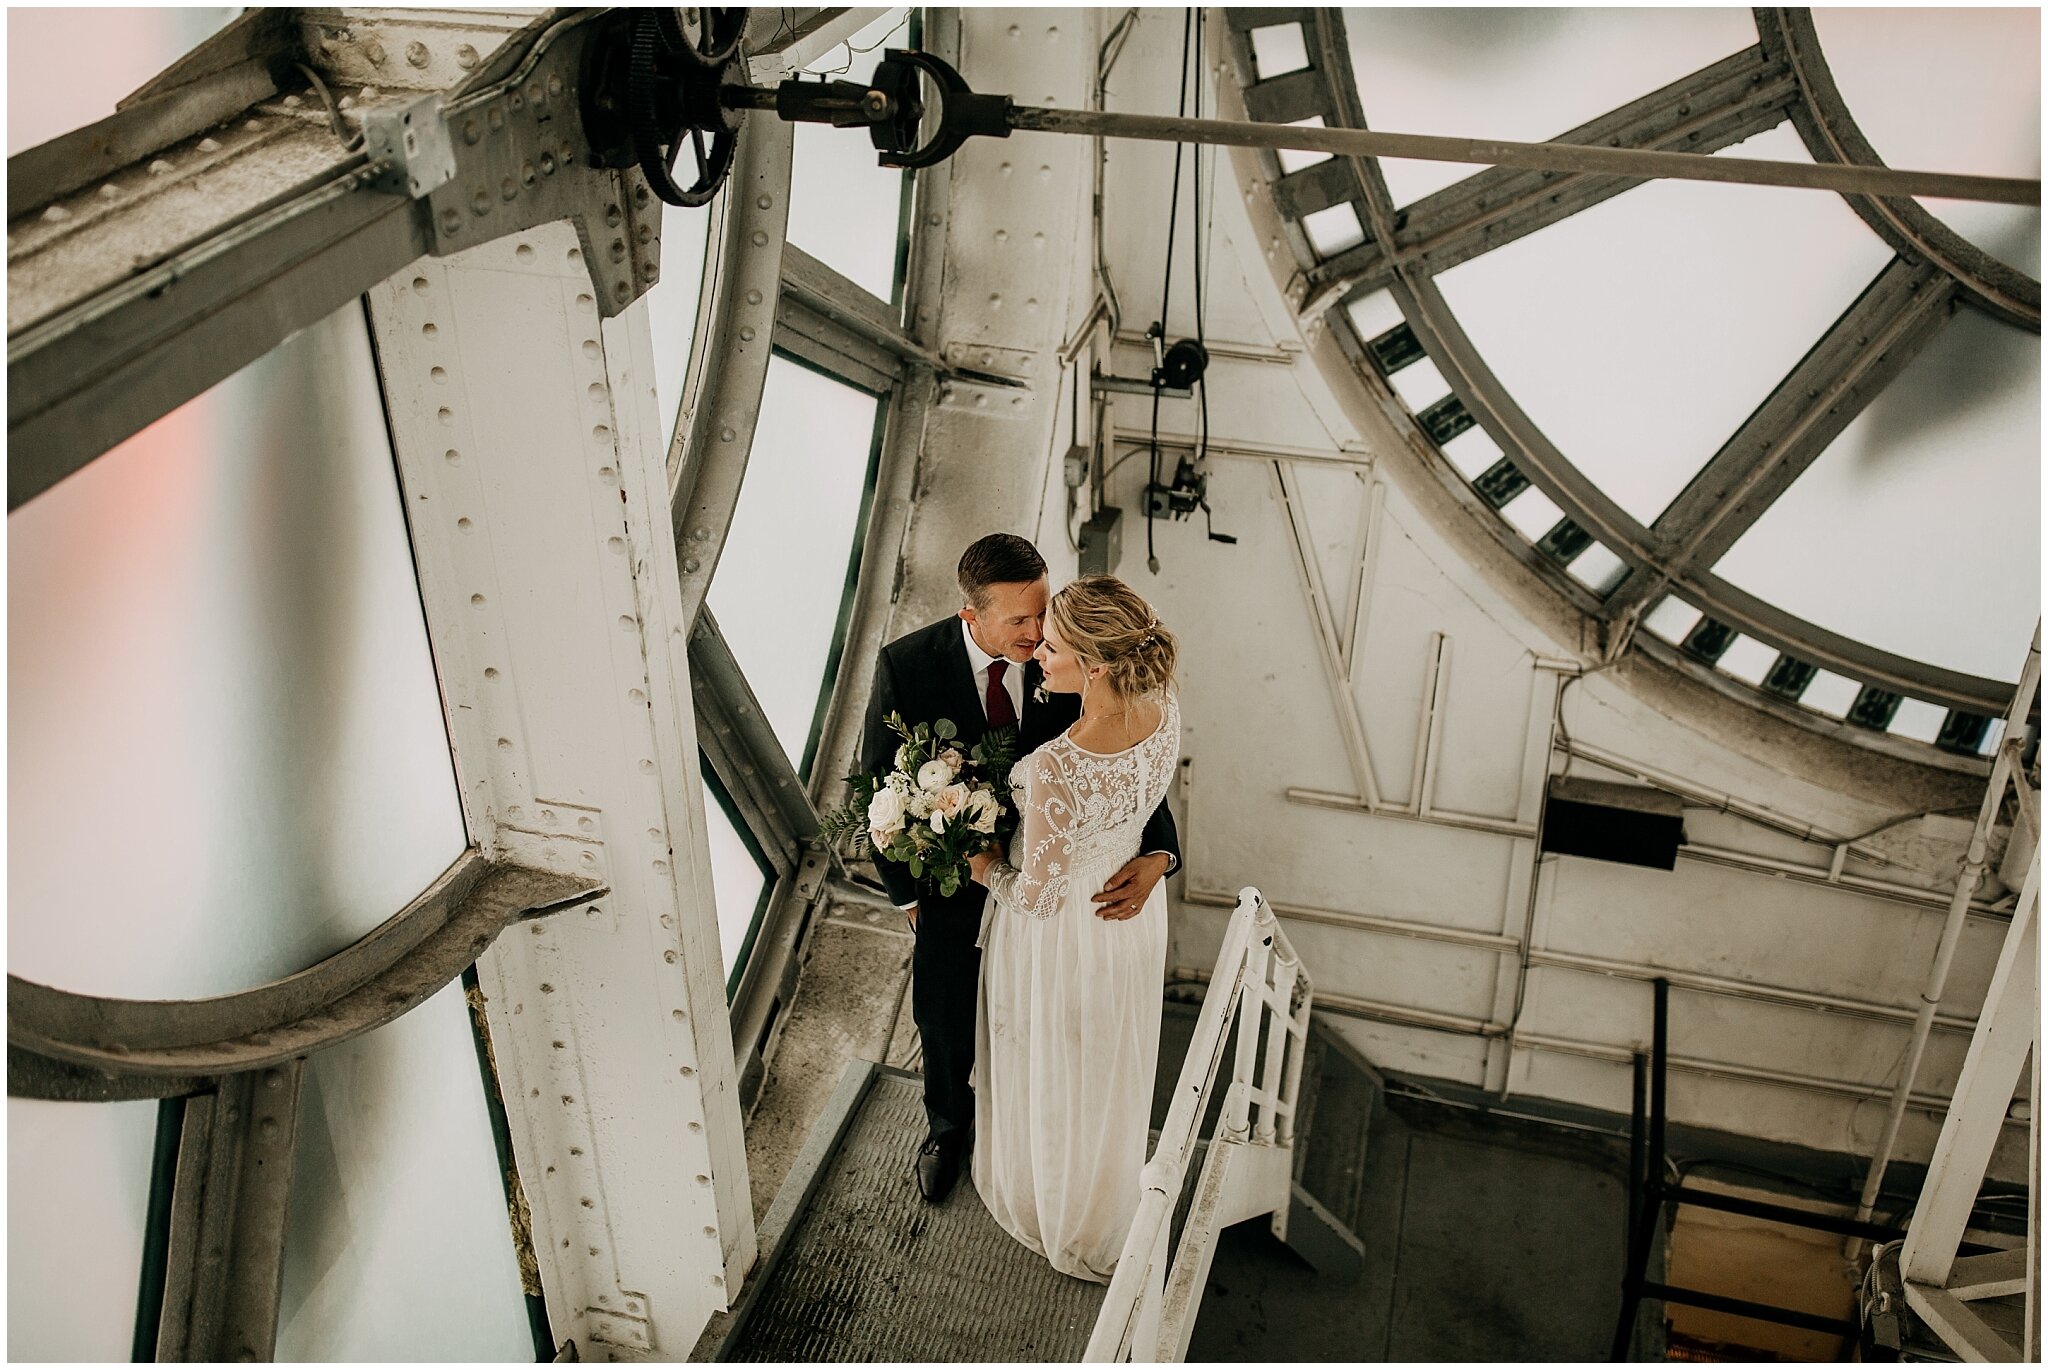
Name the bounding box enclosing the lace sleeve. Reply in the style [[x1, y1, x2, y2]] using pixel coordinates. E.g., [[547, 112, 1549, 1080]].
[[983, 749, 1074, 919]]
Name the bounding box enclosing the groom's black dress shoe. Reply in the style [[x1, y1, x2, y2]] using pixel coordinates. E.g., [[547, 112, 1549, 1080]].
[[916, 1134, 964, 1202]]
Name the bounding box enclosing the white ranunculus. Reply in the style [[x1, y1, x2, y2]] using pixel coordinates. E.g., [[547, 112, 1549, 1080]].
[[917, 757, 956, 792]]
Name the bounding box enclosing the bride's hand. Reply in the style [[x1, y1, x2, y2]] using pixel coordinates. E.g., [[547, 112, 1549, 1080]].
[[968, 843, 1006, 885]]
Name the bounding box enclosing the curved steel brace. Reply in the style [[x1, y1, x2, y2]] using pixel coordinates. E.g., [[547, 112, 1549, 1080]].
[[669, 107, 794, 630], [8, 851, 602, 1077], [1756, 7, 2040, 333], [1270, 9, 2016, 723]]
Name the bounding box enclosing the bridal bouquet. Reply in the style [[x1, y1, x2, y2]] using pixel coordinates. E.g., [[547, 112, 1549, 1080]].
[[821, 713, 1018, 898]]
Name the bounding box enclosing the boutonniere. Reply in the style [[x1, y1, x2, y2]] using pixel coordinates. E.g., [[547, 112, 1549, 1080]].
[[1032, 682, 1049, 705]]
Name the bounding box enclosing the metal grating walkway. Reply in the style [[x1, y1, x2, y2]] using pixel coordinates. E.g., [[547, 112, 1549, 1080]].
[[700, 1063, 1107, 1362]]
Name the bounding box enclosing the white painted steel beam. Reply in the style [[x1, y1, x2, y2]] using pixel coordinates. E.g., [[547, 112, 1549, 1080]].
[[1903, 859, 2038, 1289], [368, 224, 752, 1357]]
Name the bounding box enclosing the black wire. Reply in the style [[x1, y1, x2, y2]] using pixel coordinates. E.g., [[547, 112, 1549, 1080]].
[[1192, 10, 1208, 473], [294, 62, 364, 152], [1148, 8, 1195, 574]]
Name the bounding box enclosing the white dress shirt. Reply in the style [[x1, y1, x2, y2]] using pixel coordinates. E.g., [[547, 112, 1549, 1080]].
[[962, 619, 1025, 722]]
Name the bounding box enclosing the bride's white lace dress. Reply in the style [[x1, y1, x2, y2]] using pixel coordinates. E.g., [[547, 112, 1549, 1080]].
[[975, 691, 1179, 1282]]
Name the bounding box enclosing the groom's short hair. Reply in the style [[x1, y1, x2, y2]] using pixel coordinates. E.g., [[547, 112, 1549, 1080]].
[[958, 534, 1047, 609]]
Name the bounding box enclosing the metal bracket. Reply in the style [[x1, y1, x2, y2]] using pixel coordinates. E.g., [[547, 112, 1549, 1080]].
[[363, 93, 459, 198]]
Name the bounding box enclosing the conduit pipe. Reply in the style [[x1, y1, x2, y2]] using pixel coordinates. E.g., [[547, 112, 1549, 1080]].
[[1851, 627, 2040, 1243]]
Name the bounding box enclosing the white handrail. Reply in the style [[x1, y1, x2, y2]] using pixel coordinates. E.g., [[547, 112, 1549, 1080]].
[[1085, 886, 1312, 1362]]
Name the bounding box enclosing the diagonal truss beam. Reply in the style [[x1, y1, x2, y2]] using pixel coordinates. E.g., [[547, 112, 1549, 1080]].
[[1605, 255, 1958, 619], [1297, 44, 1800, 315], [1756, 7, 2040, 332]]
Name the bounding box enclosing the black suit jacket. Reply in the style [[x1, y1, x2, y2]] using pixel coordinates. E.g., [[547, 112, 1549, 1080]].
[[861, 615, 1182, 909]]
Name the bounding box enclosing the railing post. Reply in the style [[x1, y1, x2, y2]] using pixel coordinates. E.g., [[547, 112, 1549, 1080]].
[[1223, 908, 1271, 1142], [1275, 969, 1312, 1149], [1131, 1223, 1169, 1362], [1256, 958, 1297, 1144]]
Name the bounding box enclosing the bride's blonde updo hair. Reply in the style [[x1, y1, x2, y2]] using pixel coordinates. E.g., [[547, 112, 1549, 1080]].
[[1048, 575, 1177, 699]]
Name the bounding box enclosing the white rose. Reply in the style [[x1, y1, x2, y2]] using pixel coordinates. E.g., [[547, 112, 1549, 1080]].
[[971, 792, 998, 834], [917, 757, 956, 792], [942, 747, 966, 769], [934, 783, 970, 819], [866, 787, 906, 843]]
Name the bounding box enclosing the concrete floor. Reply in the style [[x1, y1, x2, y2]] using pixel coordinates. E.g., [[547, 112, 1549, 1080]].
[[1187, 1092, 1639, 1363]]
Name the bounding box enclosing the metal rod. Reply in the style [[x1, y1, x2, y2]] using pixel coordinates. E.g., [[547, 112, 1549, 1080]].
[[1008, 104, 2040, 207], [1637, 1281, 1860, 1337], [1629, 1052, 1647, 1252], [1653, 1182, 1905, 1243], [1611, 983, 1671, 1361]]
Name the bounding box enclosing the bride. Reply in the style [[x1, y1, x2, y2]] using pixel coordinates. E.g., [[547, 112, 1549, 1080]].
[[966, 574, 1180, 1283]]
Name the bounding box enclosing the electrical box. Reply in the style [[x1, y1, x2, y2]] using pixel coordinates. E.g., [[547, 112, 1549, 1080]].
[[1080, 506, 1122, 577], [1540, 776, 1685, 870]]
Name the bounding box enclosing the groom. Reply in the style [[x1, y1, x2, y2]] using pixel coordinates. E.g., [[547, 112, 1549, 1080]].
[[862, 533, 1182, 1202]]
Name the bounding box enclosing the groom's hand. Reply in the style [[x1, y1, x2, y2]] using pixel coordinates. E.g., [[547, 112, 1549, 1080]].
[[1094, 853, 1171, 920]]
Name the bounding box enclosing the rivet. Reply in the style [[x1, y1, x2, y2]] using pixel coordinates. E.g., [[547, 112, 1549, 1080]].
[[989, 293, 1003, 309], [502, 176, 518, 202], [438, 407, 455, 426], [664, 949, 678, 963], [618, 614, 636, 631], [472, 189, 490, 216], [148, 158, 173, 176], [456, 43, 478, 69], [688, 1120, 703, 1133], [588, 382, 607, 402], [549, 74, 564, 98], [97, 183, 122, 200], [604, 203, 623, 228], [679, 1065, 695, 1077], [488, 107, 505, 132], [636, 222, 653, 244], [498, 737, 513, 750], [1007, 22, 1021, 36], [431, 366, 448, 384], [720, 427, 736, 442], [581, 1196, 595, 1208], [516, 243, 535, 264], [695, 1173, 711, 1186], [639, 758, 655, 772], [635, 184, 650, 206], [684, 557, 701, 573], [471, 593, 486, 608], [561, 1094, 574, 1105], [588, 1247, 600, 1257], [405, 40, 429, 68], [483, 666, 498, 679], [673, 1009, 687, 1022], [360, 86, 378, 102], [541, 152, 557, 175], [610, 238, 627, 262], [263, 1069, 284, 1089], [1000, 161, 1013, 176], [570, 1146, 583, 1156], [444, 448, 460, 463], [744, 288, 762, 305], [693, 526, 709, 541], [440, 207, 462, 233], [539, 981, 554, 993], [704, 1226, 717, 1238], [198, 137, 222, 153], [577, 293, 594, 310], [457, 517, 473, 532], [282, 94, 303, 109], [244, 119, 262, 133], [615, 281, 630, 301], [41, 205, 69, 223], [608, 538, 626, 554], [463, 119, 481, 146], [522, 161, 537, 187], [751, 230, 769, 246], [1039, 165, 1052, 181], [995, 229, 1008, 244], [593, 424, 611, 440], [712, 1274, 724, 1287], [526, 81, 543, 105], [739, 326, 756, 342]]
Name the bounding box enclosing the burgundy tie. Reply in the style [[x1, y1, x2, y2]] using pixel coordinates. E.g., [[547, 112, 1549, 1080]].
[[984, 660, 1016, 728]]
